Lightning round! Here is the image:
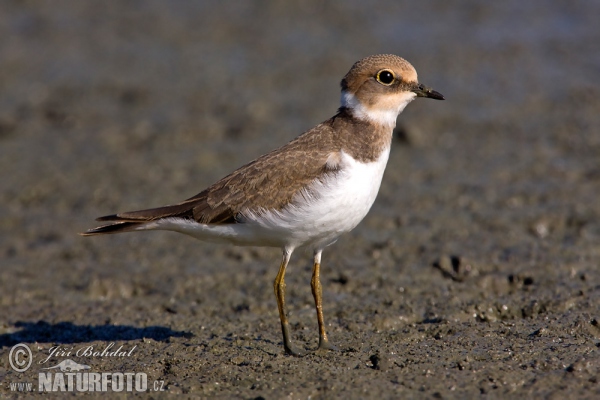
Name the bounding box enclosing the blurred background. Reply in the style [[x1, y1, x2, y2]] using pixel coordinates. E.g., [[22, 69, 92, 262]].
[[1, 1, 599, 397]]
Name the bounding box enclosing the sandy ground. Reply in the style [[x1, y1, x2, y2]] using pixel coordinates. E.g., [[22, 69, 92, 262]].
[[1, 1, 599, 398]]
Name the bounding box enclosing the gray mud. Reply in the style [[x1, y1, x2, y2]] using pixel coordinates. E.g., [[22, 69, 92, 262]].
[[1, 1, 599, 398]]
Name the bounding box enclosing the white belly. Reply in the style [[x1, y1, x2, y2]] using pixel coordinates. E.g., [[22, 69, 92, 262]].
[[241, 147, 391, 249]]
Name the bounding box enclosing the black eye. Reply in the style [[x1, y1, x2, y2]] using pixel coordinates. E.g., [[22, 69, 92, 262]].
[[376, 69, 395, 85]]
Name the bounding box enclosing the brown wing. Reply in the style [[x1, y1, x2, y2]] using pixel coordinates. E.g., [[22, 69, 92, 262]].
[[90, 121, 342, 228]]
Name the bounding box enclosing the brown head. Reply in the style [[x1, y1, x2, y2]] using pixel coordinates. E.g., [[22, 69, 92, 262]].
[[340, 54, 443, 127]]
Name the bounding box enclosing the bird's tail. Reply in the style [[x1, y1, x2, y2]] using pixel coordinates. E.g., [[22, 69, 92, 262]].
[[80, 220, 147, 236], [80, 195, 206, 236]]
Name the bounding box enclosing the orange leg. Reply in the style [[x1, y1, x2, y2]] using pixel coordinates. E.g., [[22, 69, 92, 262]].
[[273, 249, 305, 356], [311, 250, 337, 351]]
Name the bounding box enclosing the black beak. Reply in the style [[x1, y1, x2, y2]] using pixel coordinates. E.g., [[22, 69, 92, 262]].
[[412, 83, 444, 100]]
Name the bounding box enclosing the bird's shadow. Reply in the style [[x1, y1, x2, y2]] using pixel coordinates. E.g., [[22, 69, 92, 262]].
[[0, 321, 193, 348]]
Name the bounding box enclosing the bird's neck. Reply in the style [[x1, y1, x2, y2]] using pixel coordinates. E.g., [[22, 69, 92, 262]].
[[340, 90, 415, 129], [328, 107, 394, 163]]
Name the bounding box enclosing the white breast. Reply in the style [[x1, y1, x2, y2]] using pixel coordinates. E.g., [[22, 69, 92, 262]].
[[243, 147, 391, 250]]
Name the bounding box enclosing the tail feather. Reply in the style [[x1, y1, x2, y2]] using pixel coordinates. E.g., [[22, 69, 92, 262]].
[[94, 200, 201, 223], [95, 214, 122, 222], [81, 200, 203, 236], [80, 191, 235, 236], [80, 221, 146, 236]]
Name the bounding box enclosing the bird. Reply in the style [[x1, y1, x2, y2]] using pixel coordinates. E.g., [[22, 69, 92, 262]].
[[82, 54, 444, 356]]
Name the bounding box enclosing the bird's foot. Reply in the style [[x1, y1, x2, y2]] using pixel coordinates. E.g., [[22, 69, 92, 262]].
[[284, 343, 306, 357], [316, 338, 338, 353]]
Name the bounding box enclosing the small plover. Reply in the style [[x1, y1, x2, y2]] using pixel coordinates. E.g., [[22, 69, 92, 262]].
[[82, 54, 444, 356]]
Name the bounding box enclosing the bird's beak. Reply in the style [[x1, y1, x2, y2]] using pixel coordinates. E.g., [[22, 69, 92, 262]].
[[412, 83, 445, 100]]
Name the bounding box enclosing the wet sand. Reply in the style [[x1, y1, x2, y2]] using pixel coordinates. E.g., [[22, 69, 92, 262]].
[[1, 1, 599, 398]]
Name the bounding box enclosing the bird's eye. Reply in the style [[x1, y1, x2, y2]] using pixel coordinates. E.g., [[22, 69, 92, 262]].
[[376, 69, 395, 85]]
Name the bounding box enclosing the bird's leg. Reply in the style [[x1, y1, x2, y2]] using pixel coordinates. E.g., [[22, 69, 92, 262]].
[[273, 248, 305, 356], [311, 250, 338, 351]]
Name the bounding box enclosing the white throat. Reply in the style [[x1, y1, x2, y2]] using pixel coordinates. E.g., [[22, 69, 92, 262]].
[[341, 90, 416, 128]]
